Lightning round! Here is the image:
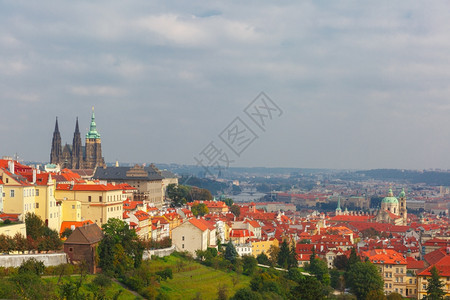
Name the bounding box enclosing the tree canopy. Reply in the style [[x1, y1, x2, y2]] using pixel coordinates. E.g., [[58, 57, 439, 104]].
[[98, 218, 144, 277], [191, 203, 209, 217], [346, 261, 384, 300], [425, 266, 446, 300]]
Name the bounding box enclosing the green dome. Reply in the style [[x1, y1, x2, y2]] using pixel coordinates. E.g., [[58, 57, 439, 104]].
[[382, 189, 398, 204], [398, 188, 405, 198]]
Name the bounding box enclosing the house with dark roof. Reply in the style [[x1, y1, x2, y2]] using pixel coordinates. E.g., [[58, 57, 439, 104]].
[[64, 223, 103, 273]]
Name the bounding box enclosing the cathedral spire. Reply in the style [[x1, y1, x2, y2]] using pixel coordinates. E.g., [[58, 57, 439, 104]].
[[74, 117, 80, 133], [54, 117, 60, 133], [86, 106, 101, 139], [50, 117, 62, 164], [72, 117, 82, 169]]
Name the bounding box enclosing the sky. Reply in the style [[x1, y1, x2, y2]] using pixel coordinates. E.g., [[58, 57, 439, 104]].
[[1, 1, 450, 170]]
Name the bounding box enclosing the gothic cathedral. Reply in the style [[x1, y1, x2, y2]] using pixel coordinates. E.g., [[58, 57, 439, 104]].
[[50, 108, 105, 169]]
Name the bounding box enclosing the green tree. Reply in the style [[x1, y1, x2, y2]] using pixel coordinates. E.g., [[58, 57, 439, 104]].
[[25, 212, 45, 240], [191, 203, 209, 217], [334, 254, 349, 270], [346, 261, 384, 300], [290, 275, 324, 300], [288, 241, 298, 269], [309, 257, 330, 286], [230, 287, 262, 300], [224, 198, 234, 207], [190, 186, 213, 200], [424, 266, 446, 300], [268, 245, 280, 266], [18, 258, 45, 276], [347, 248, 360, 270], [256, 252, 271, 266], [98, 218, 144, 277], [230, 205, 241, 217], [242, 255, 258, 275], [61, 228, 73, 239], [225, 242, 238, 263], [277, 240, 290, 269], [167, 184, 190, 207]]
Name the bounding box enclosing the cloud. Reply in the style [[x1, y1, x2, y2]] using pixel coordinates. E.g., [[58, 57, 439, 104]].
[[1, 1, 450, 169], [70, 85, 127, 97]]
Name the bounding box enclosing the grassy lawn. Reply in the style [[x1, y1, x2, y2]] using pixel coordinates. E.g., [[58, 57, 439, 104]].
[[144, 255, 251, 299], [43, 275, 140, 300]]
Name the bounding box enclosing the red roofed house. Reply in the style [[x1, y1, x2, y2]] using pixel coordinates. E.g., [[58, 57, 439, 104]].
[[56, 183, 124, 226], [151, 216, 170, 241], [172, 218, 216, 257], [417, 251, 450, 299], [362, 249, 408, 297], [423, 238, 450, 255], [129, 210, 150, 240]]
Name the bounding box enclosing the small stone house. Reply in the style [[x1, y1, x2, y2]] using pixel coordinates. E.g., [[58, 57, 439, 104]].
[[64, 223, 103, 273]]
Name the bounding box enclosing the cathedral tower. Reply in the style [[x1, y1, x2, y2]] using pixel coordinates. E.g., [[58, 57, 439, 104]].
[[50, 117, 62, 164], [398, 188, 407, 225], [84, 107, 105, 169]]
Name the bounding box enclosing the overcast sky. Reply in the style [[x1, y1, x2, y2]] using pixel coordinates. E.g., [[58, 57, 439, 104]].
[[1, 1, 450, 170]]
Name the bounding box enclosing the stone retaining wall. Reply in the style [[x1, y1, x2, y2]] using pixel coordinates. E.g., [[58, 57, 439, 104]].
[[143, 245, 176, 260], [0, 253, 68, 268]]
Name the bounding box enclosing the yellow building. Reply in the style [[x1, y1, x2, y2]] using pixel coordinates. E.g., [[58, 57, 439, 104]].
[[33, 173, 61, 232], [249, 238, 279, 258], [61, 200, 82, 222], [0, 168, 36, 217], [56, 183, 123, 226], [362, 249, 407, 297], [417, 256, 450, 299], [0, 160, 62, 232]]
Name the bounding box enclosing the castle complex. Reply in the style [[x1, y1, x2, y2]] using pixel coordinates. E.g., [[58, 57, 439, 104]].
[[50, 108, 105, 169]]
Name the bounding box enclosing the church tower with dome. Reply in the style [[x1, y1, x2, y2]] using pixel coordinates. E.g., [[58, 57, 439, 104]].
[[374, 188, 407, 225]]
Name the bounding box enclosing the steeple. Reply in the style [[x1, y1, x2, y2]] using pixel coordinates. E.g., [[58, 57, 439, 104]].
[[74, 117, 80, 133], [72, 117, 82, 169], [336, 197, 342, 215], [54, 117, 60, 133], [86, 107, 101, 139], [50, 117, 62, 164]]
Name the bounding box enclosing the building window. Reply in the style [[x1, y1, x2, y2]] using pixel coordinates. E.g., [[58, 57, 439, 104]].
[[36, 203, 39, 208], [10, 190, 14, 197], [99, 196, 102, 202], [182, 236, 185, 241], [72, 205, 75, 209], [182, 244, 184, 249], [36, 189, 39, 196], [69, 247, 73, 252], [88, 196, 91, 202]]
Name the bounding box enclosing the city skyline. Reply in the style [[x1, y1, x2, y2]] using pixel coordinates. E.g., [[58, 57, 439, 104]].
[[1, 2, 450, 170]]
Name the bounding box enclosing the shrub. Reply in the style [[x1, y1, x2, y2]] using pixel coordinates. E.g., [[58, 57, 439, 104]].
[[18, 258, 45, 276]]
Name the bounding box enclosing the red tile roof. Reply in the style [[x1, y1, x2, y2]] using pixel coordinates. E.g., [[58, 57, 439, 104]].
[[60, 220, 94, 235], [362, 249, 407, 265], [417, 255, 450, 277], [188, 218, 215, 231], [406, 257, 425, 270], [57, 183, 124, 191]]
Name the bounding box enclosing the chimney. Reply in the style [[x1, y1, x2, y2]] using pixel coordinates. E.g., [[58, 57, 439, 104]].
[[8, 160, 14, 174], [32, 169, 36, 184]]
